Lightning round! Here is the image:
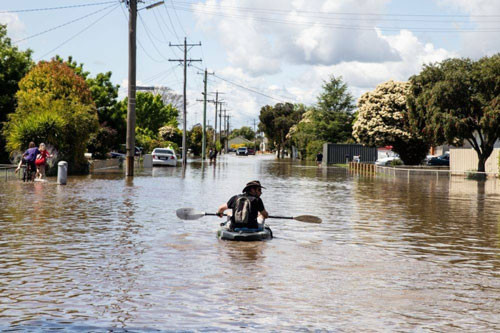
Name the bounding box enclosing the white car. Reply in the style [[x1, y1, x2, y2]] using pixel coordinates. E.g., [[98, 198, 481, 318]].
[[236, 147, 248, 156], [375, 155, 401, 166], [152, 148, 177, 166]]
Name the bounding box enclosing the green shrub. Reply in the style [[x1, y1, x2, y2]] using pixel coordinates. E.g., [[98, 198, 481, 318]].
[[305, 140, 324, 160], [390, 159, 403, 166], [4, 110, 65, 154], [87, 126, 117, 159]]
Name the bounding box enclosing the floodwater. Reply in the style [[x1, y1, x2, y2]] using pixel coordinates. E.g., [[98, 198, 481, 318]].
[[0, 154, 499, 332]]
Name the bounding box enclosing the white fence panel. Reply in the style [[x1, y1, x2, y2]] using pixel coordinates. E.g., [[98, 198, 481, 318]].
[[450, 148, 499, 175]]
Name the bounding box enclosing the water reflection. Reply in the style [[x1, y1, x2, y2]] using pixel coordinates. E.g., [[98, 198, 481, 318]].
[[0, 155, 499, 331]]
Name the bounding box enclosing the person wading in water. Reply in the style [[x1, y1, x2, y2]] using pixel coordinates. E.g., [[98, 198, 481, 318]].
[[216, 180, 269, 231]]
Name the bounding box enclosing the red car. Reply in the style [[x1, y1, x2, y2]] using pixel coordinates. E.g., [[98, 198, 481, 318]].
[[247, 148, 255, 155]]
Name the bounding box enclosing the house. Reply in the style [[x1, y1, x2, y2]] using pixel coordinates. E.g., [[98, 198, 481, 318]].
[[228, 136, 252, 148]]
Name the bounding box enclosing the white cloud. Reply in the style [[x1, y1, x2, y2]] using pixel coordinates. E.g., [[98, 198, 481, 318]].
[[284, 29, 457, 106], [438, 0, 500, 58], [184, 21, 459, 129], [192, 0, 399, 76], [0, 13, 26, 41]]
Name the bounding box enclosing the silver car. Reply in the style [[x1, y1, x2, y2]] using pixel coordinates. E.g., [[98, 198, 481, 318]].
[[152, 148, 177, 166]]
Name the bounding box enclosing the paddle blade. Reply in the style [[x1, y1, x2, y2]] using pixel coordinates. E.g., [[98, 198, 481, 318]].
[[294, 215, 322, 224], [176, 208, 205, 220]]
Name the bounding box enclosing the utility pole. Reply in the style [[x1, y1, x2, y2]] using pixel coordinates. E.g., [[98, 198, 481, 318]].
[[219, 103, 223, 148], [124, 0, 163, 177], [253, 118, 257, 151], [223, 109, 227, 139], [214, 91, 218, 145], [125, 0, 137, 177], [169, 37, 201, 166], [196, 69, 214, 160], [225, 112, 230, 153]]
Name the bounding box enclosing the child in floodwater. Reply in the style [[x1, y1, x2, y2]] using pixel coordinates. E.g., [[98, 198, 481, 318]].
[[35, 143, 52, 180]]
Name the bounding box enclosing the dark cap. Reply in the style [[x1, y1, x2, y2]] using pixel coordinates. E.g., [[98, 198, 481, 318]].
[[242, 180, 266, 193]]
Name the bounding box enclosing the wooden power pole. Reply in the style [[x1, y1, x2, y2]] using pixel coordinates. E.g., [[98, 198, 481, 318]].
[[169, 38, 201, 166]]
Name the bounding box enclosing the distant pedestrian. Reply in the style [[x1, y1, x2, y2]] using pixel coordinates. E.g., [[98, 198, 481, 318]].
[[209, 149, 214, 163], [316, 152, 323, 167]]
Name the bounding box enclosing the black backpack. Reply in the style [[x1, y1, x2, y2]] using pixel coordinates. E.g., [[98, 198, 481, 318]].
[[233, 195, 252, 225]]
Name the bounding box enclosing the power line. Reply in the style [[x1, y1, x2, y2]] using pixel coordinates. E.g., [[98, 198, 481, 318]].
[[169, 0, 188, 37], [138, 14, 171, 61], [215, 75, 294, 103], [0, 1, 118, 14], [14, 3, 118, 43], [151, 8, 171, 43], [119, 3, 165, 63], [162, 2, 181, 42], [166, 4, 500, 33], [37, 4, 120, 60], [190, 64, 296, 104], [172, 0, 500, 19]]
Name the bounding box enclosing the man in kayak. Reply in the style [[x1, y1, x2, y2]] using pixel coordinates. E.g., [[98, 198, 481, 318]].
[[216, 180, 269, 231]]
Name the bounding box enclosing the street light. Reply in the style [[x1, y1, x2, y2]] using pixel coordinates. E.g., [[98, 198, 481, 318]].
[[143, 1, 164, 10]]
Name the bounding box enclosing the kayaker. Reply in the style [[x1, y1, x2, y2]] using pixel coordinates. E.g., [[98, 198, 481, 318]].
[[216, 180, 269, 231]]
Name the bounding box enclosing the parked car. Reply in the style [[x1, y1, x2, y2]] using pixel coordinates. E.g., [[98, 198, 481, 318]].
[[236, 147, 248, 156], [152, 148, 177, 166], [247, 148, 255, 155], [375, 155, 401, 166], [427, 152, 449, 166], [111, 145, 142, 159]]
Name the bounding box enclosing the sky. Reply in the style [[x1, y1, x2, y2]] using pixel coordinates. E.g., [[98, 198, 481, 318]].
[[1, 0, 499, 131]]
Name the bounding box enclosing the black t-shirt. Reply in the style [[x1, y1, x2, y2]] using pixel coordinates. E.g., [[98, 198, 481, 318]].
[[316, 153, 323, 162], [227, 194, 265, 229]]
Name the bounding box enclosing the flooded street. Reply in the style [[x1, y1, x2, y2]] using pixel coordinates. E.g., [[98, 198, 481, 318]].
[[0, 154, 499, 331]]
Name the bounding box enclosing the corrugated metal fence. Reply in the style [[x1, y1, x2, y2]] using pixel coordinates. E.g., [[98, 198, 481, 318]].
[[323, 143, 377, 164]]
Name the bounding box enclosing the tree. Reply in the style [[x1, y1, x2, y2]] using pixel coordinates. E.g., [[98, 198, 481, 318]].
[[229, 126, 255, 141], [3, 60, 98, 173], [159, 125, 182, 146], [188, 124, 203, 156], [87, 126, 117, 159], [118, 92, 179, 134], [289, 76, 355, 160], [315, 75, 356, 143], [0, 25, 33, 162], [155, 86, 183, 111], [259, 103, 303, 158], [55, 55, 123, 146], [408, 55, 500, 172], [353, 80, 430, 165]]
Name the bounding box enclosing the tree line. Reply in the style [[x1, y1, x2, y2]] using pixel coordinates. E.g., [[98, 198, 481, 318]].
[[258, 54, 499, 172], [0, 25, 209, 173]]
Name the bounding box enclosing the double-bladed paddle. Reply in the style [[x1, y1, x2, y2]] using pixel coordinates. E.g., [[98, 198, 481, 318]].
[[175, 208, 322, 224]]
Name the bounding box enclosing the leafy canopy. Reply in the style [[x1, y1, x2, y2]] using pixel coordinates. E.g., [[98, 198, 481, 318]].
[[259, 102, 303, 158], [353, 80, 429, 165], [408, 54, 500, 172], [4, 60, 98, 173], [229, 126, 255, 141], [289, 76, 355, 159], [118, 92, 179, 134], [0, 24, 33, 162]]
